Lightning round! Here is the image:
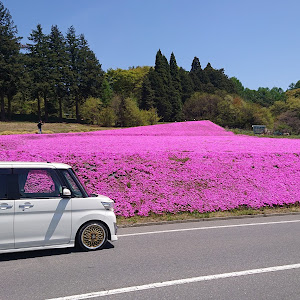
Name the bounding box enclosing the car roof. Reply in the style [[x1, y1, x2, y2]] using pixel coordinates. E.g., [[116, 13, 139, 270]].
[[0, 162, 72, 169]]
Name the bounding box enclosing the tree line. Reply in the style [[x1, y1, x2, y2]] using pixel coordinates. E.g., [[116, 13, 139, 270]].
[[1, 1, 104, 123], [1, 1, 299, 134]]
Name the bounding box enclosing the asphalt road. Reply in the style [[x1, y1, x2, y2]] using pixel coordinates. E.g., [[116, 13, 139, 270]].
[[1, 214, 300, 300]]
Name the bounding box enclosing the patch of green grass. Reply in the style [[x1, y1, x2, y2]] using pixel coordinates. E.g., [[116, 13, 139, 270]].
[[230, 128, 300, 139], [168, 155, 190, 163], [0, 121, 115, 135]]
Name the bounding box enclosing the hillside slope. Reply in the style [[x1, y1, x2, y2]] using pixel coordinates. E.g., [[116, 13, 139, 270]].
[[97, 120, 234, 136], [0, 121, 299, 217]]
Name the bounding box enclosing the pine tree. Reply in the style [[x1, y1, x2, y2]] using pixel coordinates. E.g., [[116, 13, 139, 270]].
[[140, 70, 155, 110], [191, 56, 201, 72], [65, 26, 80, 120], [0, 1, 21, 121], [189, 57, 202, 92], [48, 25, 68, 121], [203, 63, 235, 94], [77, 34, 103, 101], [203, 63, 216, 93], [66, 27, 103, 121], [179, 67, 193, 104], [169, 52, 183, 121], [152, 50, 172, 121], [27, 24, 51, 121]]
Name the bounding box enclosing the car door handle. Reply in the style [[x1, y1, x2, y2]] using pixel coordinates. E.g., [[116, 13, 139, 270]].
[[0, 203, 13, 210], [19, 202, 34, 210]]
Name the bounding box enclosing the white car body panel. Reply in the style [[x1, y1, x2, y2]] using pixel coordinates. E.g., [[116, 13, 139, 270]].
[[14, 198, 72, 248], [71, 195, 118, 242], [0, 200, 14, 250], [0, 162, 71, 169]]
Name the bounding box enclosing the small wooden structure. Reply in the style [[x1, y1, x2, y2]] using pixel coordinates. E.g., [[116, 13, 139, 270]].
[[252, 125, 266, 134]]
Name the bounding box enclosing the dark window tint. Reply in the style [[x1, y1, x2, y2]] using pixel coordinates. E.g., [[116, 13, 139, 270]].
[[0, 175, 8, 199], [0, 169, 11, 200]]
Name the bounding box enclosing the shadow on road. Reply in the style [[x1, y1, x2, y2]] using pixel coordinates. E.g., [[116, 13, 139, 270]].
[[0, 242, 114, 261]]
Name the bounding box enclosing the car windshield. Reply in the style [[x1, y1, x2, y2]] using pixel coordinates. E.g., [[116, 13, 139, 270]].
[[69, 169, 96, 197], [61, 168, 91, 197]]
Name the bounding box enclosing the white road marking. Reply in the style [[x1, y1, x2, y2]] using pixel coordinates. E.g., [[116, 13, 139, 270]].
[[118, 219, 300, 237], [47, 263, 300, 300]]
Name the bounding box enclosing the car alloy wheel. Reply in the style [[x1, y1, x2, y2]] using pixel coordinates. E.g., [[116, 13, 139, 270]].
[[78, 222, 107, 251]]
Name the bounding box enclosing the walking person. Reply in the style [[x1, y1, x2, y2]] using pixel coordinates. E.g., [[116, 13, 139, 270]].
[[37, 120, 43, 134]]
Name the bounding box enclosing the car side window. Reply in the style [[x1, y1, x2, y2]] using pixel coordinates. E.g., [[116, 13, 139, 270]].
[[61, 170, 83, 198], [0, 169, 11, 200], [16, 169, 62, 198], [0, 175, 8, 199]]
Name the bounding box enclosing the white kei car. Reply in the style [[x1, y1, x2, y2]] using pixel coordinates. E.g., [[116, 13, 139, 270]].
[[0, 162, 117, 254]]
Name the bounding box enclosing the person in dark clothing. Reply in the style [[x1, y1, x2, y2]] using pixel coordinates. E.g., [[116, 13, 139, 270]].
[[37, 121, 43, 134]]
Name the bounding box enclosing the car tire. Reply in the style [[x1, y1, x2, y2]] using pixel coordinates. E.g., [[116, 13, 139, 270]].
[[77, 222, 108, 251]]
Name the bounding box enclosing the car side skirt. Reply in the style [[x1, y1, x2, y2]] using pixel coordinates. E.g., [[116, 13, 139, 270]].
[[0, 242, 74, 254]]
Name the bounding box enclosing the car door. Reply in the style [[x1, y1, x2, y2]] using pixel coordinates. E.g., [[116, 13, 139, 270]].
[[14, 168, 72, 249], [0, 169, 14, 250]]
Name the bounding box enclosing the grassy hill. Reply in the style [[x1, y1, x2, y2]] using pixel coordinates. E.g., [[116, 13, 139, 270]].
[[0, 120, 299, 224]]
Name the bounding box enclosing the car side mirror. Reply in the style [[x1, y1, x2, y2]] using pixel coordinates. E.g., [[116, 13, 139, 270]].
[[62, 187, 72, 198]]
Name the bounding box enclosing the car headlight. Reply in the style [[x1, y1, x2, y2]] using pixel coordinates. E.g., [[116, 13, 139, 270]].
[[101, 201, 114, 210]]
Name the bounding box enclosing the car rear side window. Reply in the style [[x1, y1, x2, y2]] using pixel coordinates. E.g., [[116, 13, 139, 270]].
[[15, 169, 62, 198]]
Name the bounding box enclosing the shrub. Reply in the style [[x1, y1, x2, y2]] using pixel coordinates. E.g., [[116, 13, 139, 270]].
[[274, 111, 300, 135], [98, 107, 117, 127], [80, 97, 102, 125]]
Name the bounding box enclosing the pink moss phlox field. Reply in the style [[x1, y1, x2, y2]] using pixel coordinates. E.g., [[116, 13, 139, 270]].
[[0, 120, 299, 217]]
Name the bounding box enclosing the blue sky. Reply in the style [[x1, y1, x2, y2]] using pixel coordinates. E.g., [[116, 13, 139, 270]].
[[3, 0, 300, 90]]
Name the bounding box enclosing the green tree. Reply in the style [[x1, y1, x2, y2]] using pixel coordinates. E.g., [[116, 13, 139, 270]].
[[243, 87, 286, 107], [191, 56, 201, 73], [270, 100, 287, 116], [107, 66, 149, 99], [140, 70, 155, 110], [169, 52, 183, 121], [6, 51, 24, 120], [230, 77, 244, 96], [100, 75, 113, 107], [0, 1, 21, 121], [80, 97, 102, 124], [178, 67, 193, 104], [288, 80, 300, 90], [113, 96, 142, 127], [151, 50, 172, 121], [274, 111, 300, 134], [78, 34, 103, 101], [216, 94, 238, 127], [65, 26, 79, 119], [110, 94, 158, 127], [189, 56, 203, 91], [66, 27, 103, 121], [11, 53, 32, 118], [203, 63, 235, 93], [183, 92, 222, 122], [253, 106, 274, 128], [98, 107, 117, 127], [48, 25, 68, 121], [27, 24, 51, 121], [273, 88, 300, 134]]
